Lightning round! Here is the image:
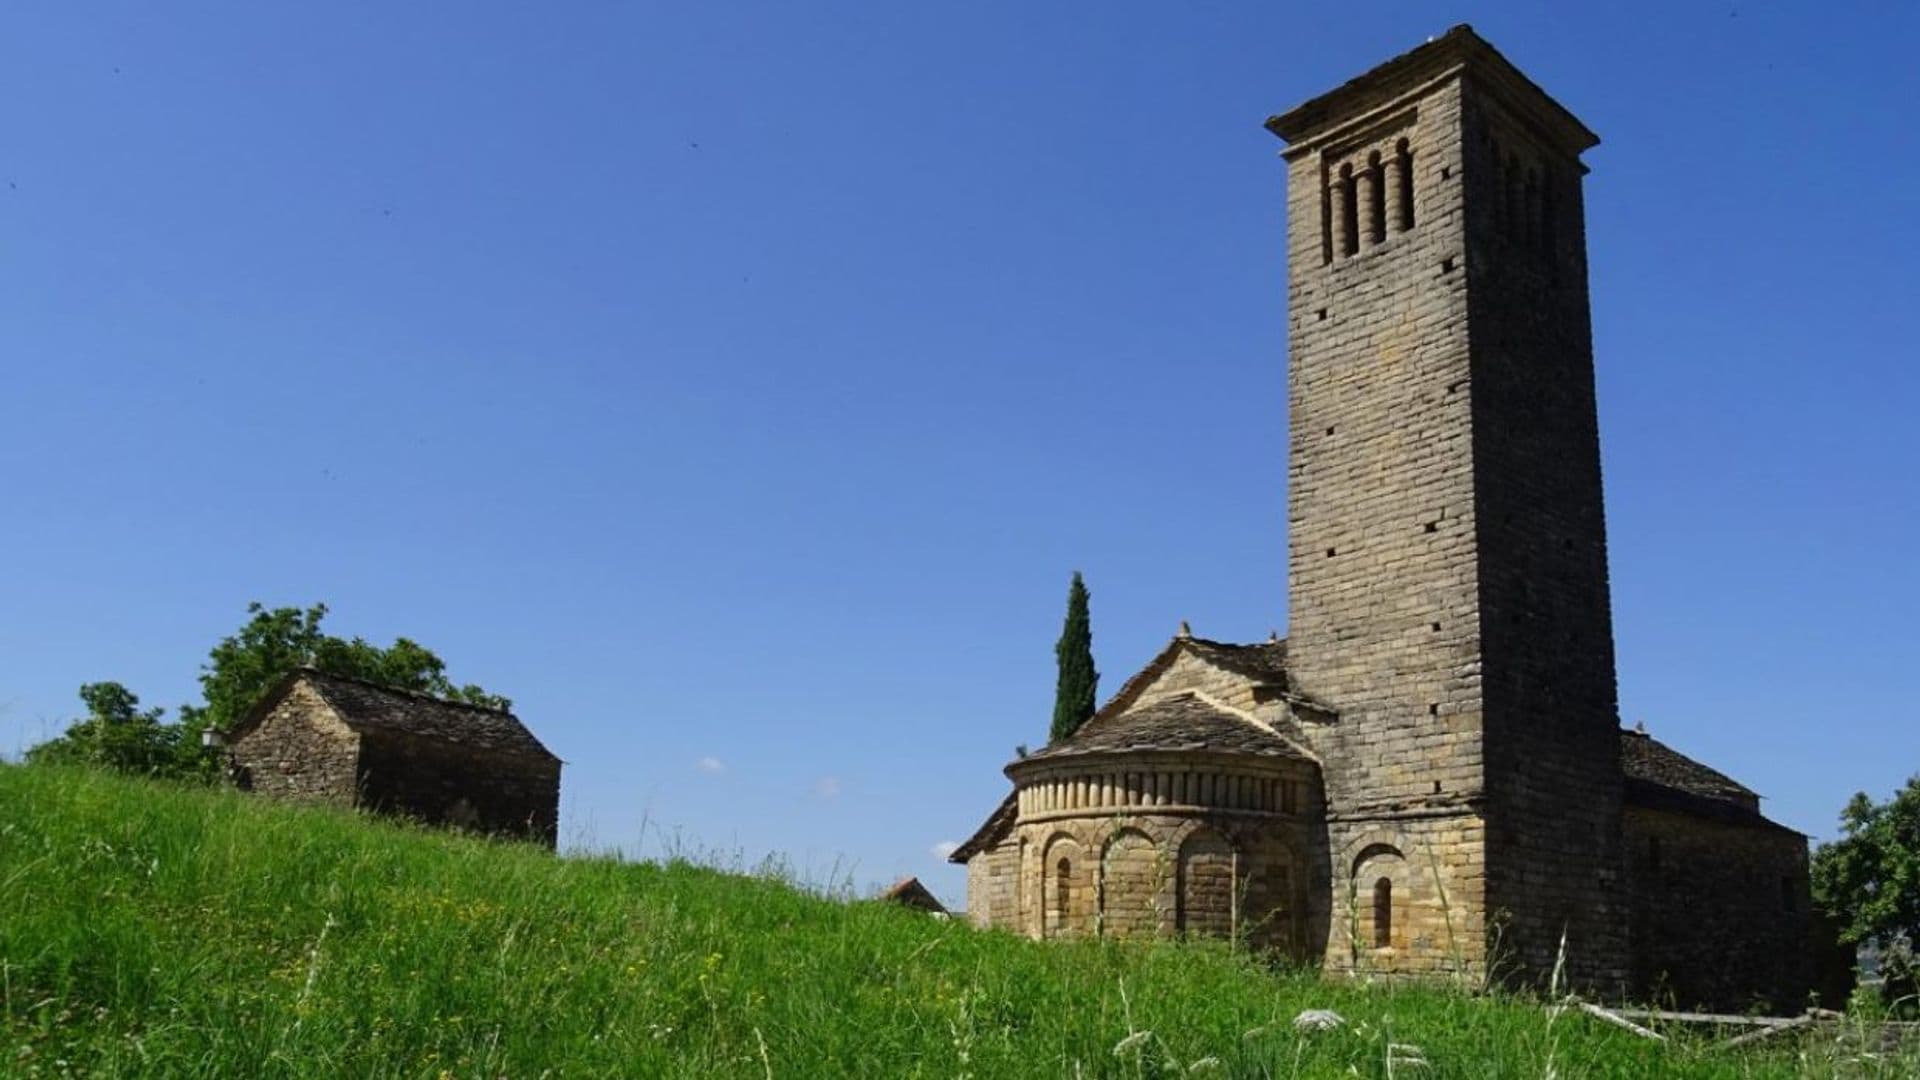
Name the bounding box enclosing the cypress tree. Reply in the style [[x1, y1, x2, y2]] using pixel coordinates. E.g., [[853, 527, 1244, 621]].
[[1049, 572, 1098, 744]]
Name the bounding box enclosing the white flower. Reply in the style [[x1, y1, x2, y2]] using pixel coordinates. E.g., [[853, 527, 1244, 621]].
[[1293, 1008, 1345, 1033]]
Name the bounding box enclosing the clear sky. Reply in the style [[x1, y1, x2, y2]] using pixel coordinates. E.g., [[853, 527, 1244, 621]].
[[3, 2, 1915, 907]]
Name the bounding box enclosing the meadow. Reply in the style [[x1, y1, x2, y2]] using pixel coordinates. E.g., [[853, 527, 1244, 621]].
[[0, 764, 1906, 1078]]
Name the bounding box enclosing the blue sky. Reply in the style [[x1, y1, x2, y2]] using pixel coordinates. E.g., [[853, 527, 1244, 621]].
[[3, 2, 1915, 907]]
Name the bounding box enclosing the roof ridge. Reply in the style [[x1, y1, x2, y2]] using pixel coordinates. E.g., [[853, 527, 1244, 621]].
[[297, 665, 515, 717], [1187, 689, 1323, 765]]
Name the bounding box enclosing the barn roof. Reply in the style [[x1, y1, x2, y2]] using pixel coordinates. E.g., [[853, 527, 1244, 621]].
[[233, 668, 559, 762]]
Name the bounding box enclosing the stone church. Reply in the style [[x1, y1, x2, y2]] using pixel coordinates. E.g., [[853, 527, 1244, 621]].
[[952, 26, 1814, 1010]]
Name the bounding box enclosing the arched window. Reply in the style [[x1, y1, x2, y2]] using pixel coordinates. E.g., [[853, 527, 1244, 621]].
[[1394, 139, 1415, 231], [1338, 164, 1359, 257], [1372, 877, 1393, 948], [1366, 151, 1386, 245]]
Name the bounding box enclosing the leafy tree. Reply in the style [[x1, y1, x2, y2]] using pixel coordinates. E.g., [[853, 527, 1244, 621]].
[[1813, 776, 1920, 950], [1048, 572, 1098, 744], [171, 602, 510, 772], [28, 601, 508, 781], [25, 682, 180, 775]]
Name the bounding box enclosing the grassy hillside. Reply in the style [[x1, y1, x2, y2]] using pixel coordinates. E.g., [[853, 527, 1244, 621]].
[[0, 765, 1902, 1078]]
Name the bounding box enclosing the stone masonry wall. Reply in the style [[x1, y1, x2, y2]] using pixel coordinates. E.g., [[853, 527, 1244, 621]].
[[1284, 77, 1484, 811], [1282, 75, 1492, 980], [228, 681, 360, 805], [1142, 651, 1264, 713], [1623, 805, 1812, 1012], [1326, 812, 1487, 979], [965, 835, 1021, 929], [997, 750, 1326, 960], [1012, 808, 1314, 959], [1460, 83, 1627, 992], [356, 729, 561, 848]]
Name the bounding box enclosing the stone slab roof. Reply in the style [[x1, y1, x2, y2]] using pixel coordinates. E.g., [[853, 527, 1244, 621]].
[[1265, 24, 1599, 157], [1020, 691, 1311, 764], [1181, 637, 1289, 687], [1620, 729, 1756, 805], [1089, 633, 1293, 729], [951, 633, 1303, 865], [240, 668, 559, 762], [1620, 729, 1795, 833]]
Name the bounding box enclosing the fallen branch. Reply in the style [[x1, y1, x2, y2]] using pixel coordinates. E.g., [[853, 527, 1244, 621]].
[[1607, 1008, 1800, 1028], [1719, 1012, 1821, 1050], [1572, 999, 1667, 1042]]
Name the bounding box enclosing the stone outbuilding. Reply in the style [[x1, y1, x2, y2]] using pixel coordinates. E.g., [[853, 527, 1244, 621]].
[[953, 26, 1819, 1012], [222, 668, 562, 848], [880, 876, 950, 915]]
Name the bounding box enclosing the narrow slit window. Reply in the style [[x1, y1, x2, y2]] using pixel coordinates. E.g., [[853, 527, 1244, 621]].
[[1372, 878, 1393, 948], [1395, 139, 1415, 231], [1366, 151, 1386, 245], [1338, 164, 1359, 257], [1320, 163, 1335, 265]]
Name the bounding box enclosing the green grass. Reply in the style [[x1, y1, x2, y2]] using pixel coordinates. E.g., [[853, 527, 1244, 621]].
[[0, 764, 1906, 1078]]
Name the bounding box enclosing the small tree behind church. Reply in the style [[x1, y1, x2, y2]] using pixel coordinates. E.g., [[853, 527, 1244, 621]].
[[1049, 572, 1098, 744]]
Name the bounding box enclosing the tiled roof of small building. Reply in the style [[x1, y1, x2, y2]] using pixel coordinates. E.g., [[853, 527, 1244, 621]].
[[1020, 691, 1311, 764], [879, 876, 949, 914], [297, 669, 558, 761]]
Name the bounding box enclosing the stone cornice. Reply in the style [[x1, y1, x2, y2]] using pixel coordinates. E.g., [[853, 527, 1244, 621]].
[[1266, 25, 1598, 163]]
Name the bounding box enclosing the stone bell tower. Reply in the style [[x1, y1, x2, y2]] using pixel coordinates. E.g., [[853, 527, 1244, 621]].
[[1268, 26, 1627, 989]]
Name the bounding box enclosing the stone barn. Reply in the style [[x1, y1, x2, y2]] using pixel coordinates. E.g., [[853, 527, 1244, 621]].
[[223, 668, 562, 848], [953, 26, 1817, 1011]]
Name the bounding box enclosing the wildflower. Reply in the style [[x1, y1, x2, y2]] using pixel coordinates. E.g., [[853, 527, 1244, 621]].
[[1293, 1008, 1345, 1033]]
